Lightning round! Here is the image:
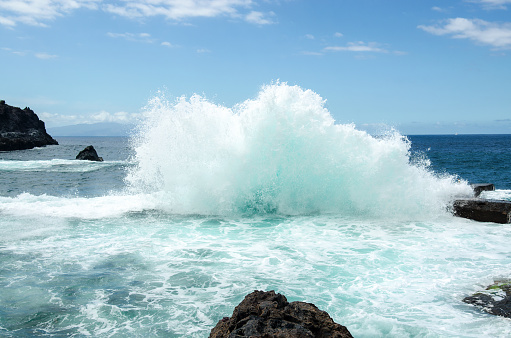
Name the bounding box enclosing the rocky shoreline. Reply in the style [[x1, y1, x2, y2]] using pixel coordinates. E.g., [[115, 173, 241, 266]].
[[0, 100, 58, 151]]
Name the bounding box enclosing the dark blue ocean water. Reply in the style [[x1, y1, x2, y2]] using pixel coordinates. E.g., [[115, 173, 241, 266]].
[[408, 134, 511, 190]]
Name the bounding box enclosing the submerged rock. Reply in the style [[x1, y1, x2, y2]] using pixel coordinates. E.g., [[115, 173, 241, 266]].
[[209, 290, 353, 338], [0, 100, 58, 151], [76, 145, 103, 161], [463, 280, 511, 318]]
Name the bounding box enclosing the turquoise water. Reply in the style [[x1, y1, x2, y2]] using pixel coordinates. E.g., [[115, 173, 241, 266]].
[[1, 83, 511, 337]]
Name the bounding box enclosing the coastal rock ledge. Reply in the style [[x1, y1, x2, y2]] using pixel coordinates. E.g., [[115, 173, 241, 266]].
[[453, 198, 511, 224], [0, 100, 58, 151], [209, 290, 353, 338]]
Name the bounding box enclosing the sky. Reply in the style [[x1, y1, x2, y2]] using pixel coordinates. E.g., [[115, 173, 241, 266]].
[[1, 0, 510, 135]]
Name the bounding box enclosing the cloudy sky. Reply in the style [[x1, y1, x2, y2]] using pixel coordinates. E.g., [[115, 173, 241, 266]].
[[1, 0, 510, 134]]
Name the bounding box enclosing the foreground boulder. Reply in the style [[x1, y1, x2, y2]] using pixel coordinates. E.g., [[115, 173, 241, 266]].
[[463, 280, 511, 318], [76, 145, 103, 161], [453, 198, 511, 224], [209, 290, 353, 338], [0, 100, 58, 151]]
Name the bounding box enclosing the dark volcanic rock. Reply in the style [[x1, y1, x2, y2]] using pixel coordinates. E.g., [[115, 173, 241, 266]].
[[453, 198, 511, 224], [209, 290, 353, 338], [76, 145, 103, 161], [0, 100, 58, 151], [463, 280, 511, 318], [470, 183, 495, 197]]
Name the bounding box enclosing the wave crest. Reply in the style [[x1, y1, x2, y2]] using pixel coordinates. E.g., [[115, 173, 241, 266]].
[[126, 82, 472, 217]]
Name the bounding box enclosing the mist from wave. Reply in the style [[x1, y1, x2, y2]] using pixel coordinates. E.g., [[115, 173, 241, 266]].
[[126, 82, 472, 217]]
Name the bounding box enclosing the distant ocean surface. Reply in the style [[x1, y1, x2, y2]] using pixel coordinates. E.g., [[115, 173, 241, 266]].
[[408, 134, 511, 191], [1, 84, 511, 337]]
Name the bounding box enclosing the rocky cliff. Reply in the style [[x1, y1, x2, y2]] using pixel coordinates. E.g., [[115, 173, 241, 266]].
[[0, 100, 58, 151]]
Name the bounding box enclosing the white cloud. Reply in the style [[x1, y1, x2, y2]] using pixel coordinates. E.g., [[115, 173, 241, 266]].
[[305, 34, 314, 40], [418, 18, 511, 49], [0, 0, 100, 26], [324, 41, 388, 53], [104, 0, 253, 21], [90, 110, 139, 123], [392, 50, 407, 56], [300, 51, 323, 56], [0, 15, 16, 26], [471, 0, 511, 9], [107, 32, 177, 47], [245, 10, 275, 25], [107, 32, 154, 43], [196, 48, 211, 53], [39, 112, 80, 126], [334, 32, 343, 37], [0, 0, 276, 27], [35, 52, 58, 59], [3, 47, 60, 58], [432, 6, 444, 12], [40, 110, 140, 127]]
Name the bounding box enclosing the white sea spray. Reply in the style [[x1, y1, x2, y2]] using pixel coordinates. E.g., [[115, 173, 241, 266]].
[[126, 82, 472, 217]]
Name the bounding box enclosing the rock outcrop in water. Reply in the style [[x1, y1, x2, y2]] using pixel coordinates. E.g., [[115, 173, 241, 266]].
[[453, 198, 511, 224], [0, 100, 58, 151], [209, 290, 353, 338], [452, 183, 511, 224], [76, 145, 103, 161], [470, 183, 495, 197], [463, 280, 511, 318]]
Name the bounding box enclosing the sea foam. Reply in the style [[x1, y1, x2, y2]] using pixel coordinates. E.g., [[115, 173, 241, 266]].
[[0, 159, 122, 172], [0, 193, 158, 219], [126, 82, 472, 217]]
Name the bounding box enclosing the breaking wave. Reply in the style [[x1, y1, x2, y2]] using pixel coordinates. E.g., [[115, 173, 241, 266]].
[[126, 82, 471, 217]]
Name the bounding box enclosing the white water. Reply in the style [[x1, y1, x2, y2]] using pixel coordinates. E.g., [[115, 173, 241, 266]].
[[481, 190, 511, 201], [0, 159, 122, 172], [1, 83, 509, 337], [126, 82, 472, 217], [1, 212, 511, 337], [1, 83, 473, 219]]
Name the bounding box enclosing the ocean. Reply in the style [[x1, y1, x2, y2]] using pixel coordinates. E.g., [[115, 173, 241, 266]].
[[1, 84, 511, 337]]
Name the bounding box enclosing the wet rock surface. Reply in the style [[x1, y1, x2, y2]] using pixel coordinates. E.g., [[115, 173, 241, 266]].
[[0, 100, 58, 151], [453, 198, 511, 224], [76, 145, 103, 161], [209, 290, 353, 338], [470, 183, 495, 197], [463, 280, 511, 318]]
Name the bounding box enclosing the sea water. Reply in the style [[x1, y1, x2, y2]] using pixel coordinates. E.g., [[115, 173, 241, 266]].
[[1, 83, 511, 337]]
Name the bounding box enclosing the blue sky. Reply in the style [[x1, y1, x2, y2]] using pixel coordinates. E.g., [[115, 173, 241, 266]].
[[1, 0, 510, 134]]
